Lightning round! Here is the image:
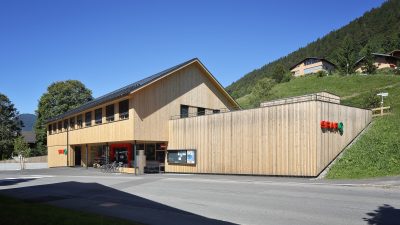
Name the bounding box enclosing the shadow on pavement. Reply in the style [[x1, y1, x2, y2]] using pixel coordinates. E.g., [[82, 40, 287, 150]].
[[363, 204, 400, 225], [0, 178, 36, 186], [0, 181, 236, 225]]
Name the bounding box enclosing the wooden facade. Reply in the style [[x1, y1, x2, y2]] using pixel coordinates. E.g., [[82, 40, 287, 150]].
[[47, 59, 239, 167], [167, 100, 371, 176]]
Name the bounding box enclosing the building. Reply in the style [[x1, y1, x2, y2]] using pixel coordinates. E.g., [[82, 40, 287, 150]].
[[46, 58, 239, 170], [290, 57, 336, 77], [355, 52, 400, 73], [47, 58, 371, 177]]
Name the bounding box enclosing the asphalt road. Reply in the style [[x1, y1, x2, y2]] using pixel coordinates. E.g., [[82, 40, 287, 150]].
[[0, 168, 399, 225]]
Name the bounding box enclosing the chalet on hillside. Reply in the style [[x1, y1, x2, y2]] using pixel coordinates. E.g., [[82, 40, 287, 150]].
[[355, 51, 400, 73], [290, 57, 336, 77]]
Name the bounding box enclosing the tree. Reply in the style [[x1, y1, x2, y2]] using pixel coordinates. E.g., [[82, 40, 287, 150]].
[[272, 64, 287, 83], [0, 93, 22, 160], [14, 136, 30, 170], [361, 44, 377, 74], [35, 80, 93, 154], [335, 36, 357, 75], [249, 78, 276, 107]]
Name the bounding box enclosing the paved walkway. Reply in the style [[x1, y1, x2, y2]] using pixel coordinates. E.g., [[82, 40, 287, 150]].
[[1, 168, 399, 225]]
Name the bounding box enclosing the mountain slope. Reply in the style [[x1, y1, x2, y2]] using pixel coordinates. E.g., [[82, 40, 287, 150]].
[[18, 113, 37, 131], [226, 0, 400, 100]]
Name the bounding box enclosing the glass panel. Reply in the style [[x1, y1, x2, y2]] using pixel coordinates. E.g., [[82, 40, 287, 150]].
[[95, 108, 102, 124], [145, 144, 156, 161], [85, 112, 92, 127], [106, 104, 114, 122]]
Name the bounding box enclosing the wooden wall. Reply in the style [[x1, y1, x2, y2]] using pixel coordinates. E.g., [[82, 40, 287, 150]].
[[132, 63, 237, 142], [166, 100, 371, 176], [316, 102, 372, 173]]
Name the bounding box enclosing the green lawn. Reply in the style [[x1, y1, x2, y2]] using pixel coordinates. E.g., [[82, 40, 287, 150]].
[[237, 74, 400, 179], [0, 195, 142, 225]]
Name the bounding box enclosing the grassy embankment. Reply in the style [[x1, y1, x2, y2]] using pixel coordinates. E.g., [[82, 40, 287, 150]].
[[237, 74, 400, 179]]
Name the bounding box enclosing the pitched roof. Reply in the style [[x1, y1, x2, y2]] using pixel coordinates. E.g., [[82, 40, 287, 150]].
[[289, 57, 336, 70], [46, 58, 239, 123], [354, 53, 400, 66]]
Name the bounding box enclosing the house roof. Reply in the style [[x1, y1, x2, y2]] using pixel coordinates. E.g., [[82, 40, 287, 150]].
[[289, 57, 336, 70], [46, 58, 240, 123], [388, 49, 400, 56], [354, 53, 400, 66]]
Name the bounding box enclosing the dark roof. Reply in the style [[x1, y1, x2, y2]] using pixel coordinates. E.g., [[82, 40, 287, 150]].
[[289, 57, 336, 70], [21, 131, 36, 143], [46, 58, 199, 123], [46, 58, 240, 123], [354, 53, 400, 66]]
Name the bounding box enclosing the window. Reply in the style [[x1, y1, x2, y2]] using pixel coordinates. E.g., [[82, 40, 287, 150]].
[[180, 105, 189, 118], [48, 124, 52, 135], [52, 123, 56, 133], [58, 121, 62, 132], [213, 109, 221, 114], [77, 115, 83, 128], [119, 100, 129, 119], [106, 104, 114, 122], [63, 119, 68, 131], [69, 117, 75, 130], [197, 107, 205, 116], [95, 108, 102, 124], [85, 112, 92, 127]]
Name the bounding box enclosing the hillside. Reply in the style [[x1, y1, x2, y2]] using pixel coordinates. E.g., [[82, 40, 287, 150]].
[[18, 113, 36, 131], [248, 74, 400, 179], [226, 0, 400, 100]]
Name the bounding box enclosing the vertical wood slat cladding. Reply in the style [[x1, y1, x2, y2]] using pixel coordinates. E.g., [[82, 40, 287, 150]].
[[132, 63, 237, 142], [167, 101, 371, 176]]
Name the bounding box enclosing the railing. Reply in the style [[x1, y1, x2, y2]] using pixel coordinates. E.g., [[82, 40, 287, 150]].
[[372, 106, 391, 117]]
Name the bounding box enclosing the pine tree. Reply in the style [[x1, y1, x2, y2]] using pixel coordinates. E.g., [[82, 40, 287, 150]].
[[362, 44, 377, 74], [0, 93, 22, 159], [335, 36, 357, 75]]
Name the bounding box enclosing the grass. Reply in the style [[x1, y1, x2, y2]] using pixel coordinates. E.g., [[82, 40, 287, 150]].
[[237, 73, 400, 179], [0, 195, 142, 225]]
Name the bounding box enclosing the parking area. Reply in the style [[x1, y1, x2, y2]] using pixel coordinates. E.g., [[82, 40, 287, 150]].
[[1, 168, 400, 225]]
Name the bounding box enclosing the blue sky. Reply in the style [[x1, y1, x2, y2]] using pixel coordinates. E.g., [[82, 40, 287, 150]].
[[0, 0, 385, 114]]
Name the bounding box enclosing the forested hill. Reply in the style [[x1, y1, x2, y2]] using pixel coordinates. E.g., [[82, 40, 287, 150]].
[[226, 0, 400, 99]]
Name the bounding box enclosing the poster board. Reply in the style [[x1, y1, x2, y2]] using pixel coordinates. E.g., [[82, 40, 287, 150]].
[[167, 149, 196, 165]]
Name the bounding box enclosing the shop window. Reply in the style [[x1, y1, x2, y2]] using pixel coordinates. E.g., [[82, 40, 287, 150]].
[[69, 117, 75, 130], [167, 150, 196, 164], [197, 107, 205, 116], [77, 115, 83, 128], [85, 112, 92, 127], [145, 143, 156, 161], [106, 104, 114, 122], [95, 108, 102, 124], [119, 100, 129, 119], [180, 105, 189, 118]]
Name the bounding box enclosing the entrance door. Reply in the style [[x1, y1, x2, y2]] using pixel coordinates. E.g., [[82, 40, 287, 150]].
[[75, 146, 81, 166]]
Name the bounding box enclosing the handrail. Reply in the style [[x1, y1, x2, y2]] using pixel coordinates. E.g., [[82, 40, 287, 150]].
[[372, 106, 391, 117]]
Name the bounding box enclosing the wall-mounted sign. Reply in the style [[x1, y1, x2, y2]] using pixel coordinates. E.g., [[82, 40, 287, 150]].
[[57, 149, 68, 155], [320, 120, 344, 135], [167, 149, 196, 165]]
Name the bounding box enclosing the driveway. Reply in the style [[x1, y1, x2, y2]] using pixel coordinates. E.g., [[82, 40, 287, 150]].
[[0, 168, 399, 225]]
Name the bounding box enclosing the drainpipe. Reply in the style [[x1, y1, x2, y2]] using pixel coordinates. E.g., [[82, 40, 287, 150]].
[[86, 144, 88, 169], [66, 124, 69, 167]]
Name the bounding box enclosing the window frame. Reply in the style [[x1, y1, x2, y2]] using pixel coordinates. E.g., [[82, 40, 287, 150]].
[[106, 104, 115, 122], [119, 99, 129, 120], [95, 108, 102, 124], [85, 111, 92, 127]]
